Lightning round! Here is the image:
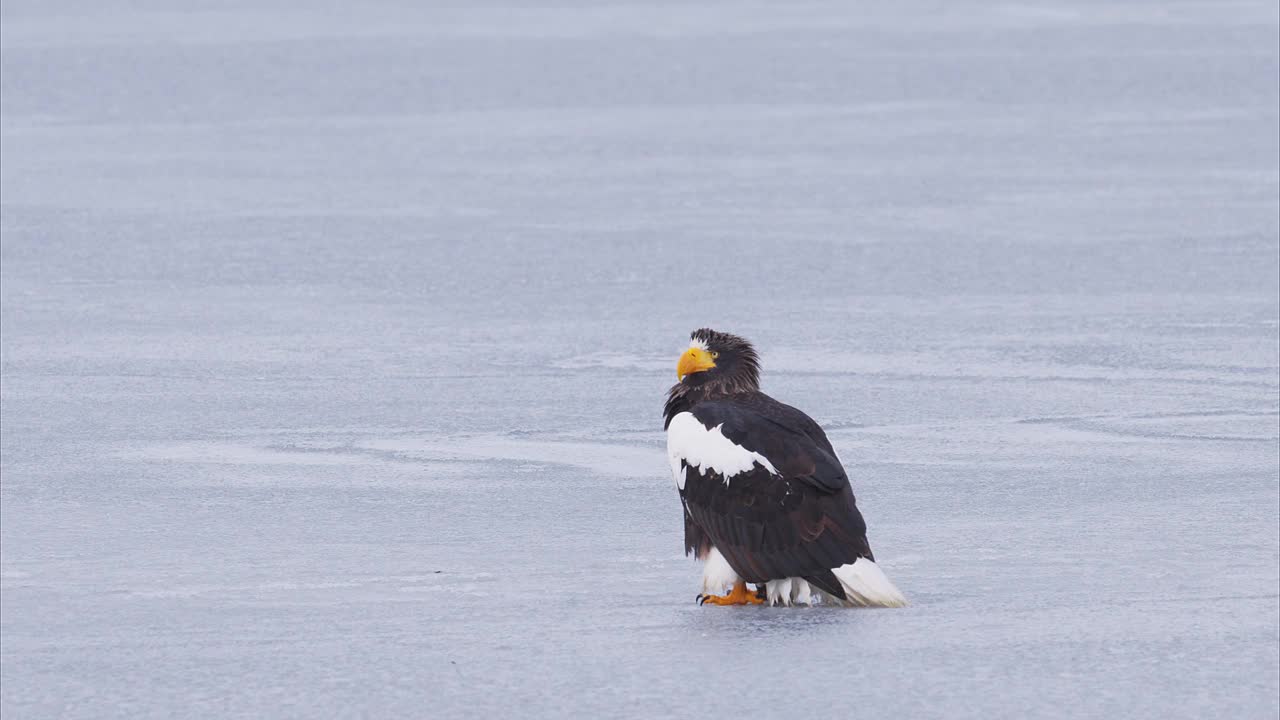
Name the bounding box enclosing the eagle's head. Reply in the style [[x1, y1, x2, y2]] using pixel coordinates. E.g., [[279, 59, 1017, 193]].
[[675, 328, 760, 393]]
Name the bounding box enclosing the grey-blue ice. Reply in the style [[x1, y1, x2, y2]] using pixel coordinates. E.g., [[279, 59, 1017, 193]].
[[2, 1, 1278, 718]]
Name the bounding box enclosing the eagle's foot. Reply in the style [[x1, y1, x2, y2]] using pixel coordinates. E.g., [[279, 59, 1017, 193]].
[[697, 581, 764, 606]]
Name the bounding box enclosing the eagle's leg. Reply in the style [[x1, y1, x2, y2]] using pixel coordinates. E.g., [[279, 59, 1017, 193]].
[[698, 580, 764, 606]]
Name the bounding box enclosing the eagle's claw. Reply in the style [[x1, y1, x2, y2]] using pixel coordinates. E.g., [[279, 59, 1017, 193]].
[[696, 581, 764, 606]]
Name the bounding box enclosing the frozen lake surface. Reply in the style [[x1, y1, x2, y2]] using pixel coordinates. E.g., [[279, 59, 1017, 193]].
[[2, 1, 1278, 717]]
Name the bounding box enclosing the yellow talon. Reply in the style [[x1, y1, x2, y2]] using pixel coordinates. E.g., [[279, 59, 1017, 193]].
[[698, 581, 764, 606]]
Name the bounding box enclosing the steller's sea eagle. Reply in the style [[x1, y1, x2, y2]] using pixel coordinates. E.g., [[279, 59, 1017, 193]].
[[665, 328, 907, 607]]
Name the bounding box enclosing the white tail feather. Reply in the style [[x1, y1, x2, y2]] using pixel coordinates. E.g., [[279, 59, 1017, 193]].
[[829, 558, 908, 608]]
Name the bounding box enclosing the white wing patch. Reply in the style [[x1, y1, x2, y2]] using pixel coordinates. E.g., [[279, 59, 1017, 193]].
[[666, 412, 779, 484]]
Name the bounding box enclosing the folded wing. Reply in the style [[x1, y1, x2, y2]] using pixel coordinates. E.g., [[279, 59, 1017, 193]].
[[667, 397, 875, 601]]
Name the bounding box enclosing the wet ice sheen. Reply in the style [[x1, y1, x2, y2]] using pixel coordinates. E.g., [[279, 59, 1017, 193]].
[[2, 1, 1278, 718]]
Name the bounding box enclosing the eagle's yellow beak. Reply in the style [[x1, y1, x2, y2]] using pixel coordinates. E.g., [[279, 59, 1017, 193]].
[[677, 347, 716, 380]]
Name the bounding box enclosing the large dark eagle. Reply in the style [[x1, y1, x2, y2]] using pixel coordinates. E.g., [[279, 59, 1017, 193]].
[[665, 328, 906, 607]]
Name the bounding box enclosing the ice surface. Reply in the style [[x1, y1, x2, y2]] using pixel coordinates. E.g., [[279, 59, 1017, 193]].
[[2, 1, 1278, 717]]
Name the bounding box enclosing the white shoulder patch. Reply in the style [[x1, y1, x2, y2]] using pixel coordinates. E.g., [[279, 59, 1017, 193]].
[[666, 412, 778, 484], [670, 455, 687, 490]]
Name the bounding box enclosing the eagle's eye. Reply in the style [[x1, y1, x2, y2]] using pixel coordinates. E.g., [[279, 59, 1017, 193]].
[[711, 351, 719, 359]]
